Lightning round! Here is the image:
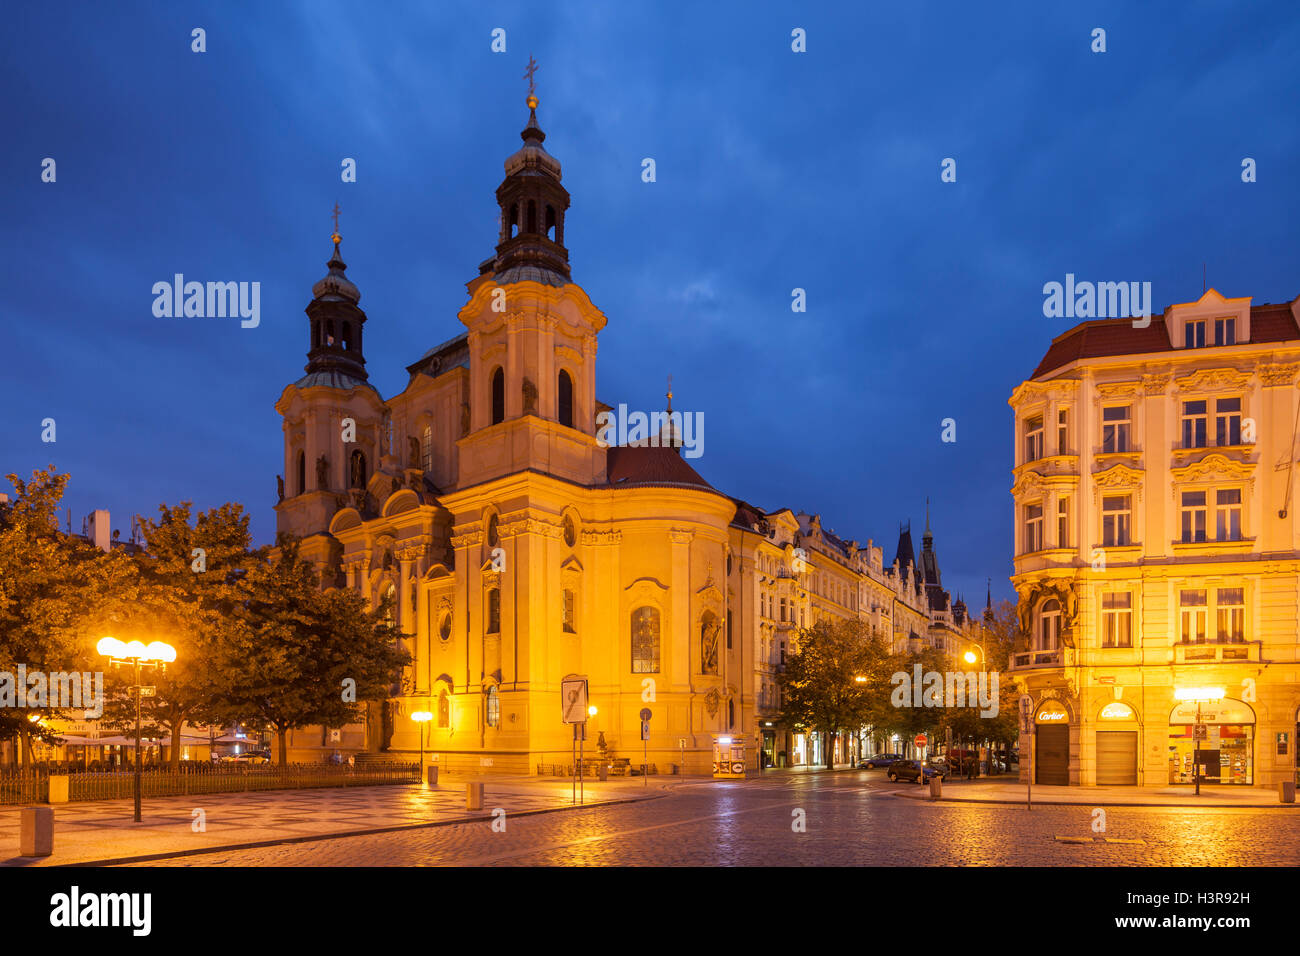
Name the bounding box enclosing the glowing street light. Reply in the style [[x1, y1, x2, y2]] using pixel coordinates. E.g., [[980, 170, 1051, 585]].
[[411, 710, 433, 780], [98, 635, 176, 822]]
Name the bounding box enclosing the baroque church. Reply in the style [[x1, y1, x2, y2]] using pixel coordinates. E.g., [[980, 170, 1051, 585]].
[[274, 91, 985, 772]]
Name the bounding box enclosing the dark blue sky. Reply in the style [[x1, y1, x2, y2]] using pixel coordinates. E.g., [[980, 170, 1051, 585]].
[[4, 1, 1298, 605]]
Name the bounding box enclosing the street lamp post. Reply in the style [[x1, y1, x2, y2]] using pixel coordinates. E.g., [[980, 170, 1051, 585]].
[[97, 637, 176, 823], [963, 642, 986, 777], [411, 710, 432, 783]]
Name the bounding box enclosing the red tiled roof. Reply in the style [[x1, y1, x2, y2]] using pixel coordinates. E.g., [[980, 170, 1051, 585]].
[[605, 445, 716, 491], [1031, 303, 1299, 379]]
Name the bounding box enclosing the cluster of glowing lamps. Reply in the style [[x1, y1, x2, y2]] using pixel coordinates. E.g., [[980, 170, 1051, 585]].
[[96, 636, 177, 822]]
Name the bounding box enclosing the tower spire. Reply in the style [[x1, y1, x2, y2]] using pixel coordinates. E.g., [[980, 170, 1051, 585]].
[[303, 204, 368, 384]]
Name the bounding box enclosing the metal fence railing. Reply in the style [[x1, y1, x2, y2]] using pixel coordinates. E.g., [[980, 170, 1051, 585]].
[[0, 762, 420, 806]]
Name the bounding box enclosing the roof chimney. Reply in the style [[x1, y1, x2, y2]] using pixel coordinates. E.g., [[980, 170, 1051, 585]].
[[87, 509, 111, 552]]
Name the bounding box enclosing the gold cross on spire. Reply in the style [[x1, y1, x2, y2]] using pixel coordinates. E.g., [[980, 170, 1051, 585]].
[[666, 373, 673, 412], [331, 202, 342, 243], [524, 55, 539, 97]]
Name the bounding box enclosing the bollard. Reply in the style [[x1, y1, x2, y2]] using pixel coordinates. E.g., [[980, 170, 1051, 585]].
[[598, 763, 608, 782], [1279, 781, 1296, 804], [466, 781, 484, 811], [47, 775, 69, 804], [21, 807, 54, 857], [928, 776, 943, 800], [427, 765, 438, 788]]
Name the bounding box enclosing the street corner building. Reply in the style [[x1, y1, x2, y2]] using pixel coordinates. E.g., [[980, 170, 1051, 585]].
[[1009, 289, 1300, 789], [271, 94, 987, 774]]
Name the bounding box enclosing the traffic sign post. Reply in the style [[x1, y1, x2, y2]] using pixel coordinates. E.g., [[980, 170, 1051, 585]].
[[1019, 694, 1034, 810], [639, 707, 652, 787], [562, 677, 589, 805]]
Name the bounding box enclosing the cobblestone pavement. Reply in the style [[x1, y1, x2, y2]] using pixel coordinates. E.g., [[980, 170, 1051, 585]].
[[122, 771, 1300, 866]]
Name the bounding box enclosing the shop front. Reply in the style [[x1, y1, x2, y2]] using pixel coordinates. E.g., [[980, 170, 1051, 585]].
[[1034, 702, 1070, 785], [1167, 697, 1255, 785]]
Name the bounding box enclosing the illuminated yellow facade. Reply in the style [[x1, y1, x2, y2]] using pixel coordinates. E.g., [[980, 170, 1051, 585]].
[[1010, 289, 1300, 788]]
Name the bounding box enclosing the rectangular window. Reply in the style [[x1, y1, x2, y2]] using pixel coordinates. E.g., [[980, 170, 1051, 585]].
[[1057, 497, 1069, 549], [1215, 397, 1241, 446], [1057, 408, 1068, 455], [1101, 592, 1132, 648], [1181, 400, 1207, 449], [422, 425, 433, 472], [1180, 491, 1207, 543], [1179, 589, 1207, 644], [1101, 405, 1131, 453], [562, 589, 575, 633], [1184, 320, 1206, 349], [1024, 503, 1043, 553], [1216, 587, 1244, 643], [1215, 317, 1236, 346], [487, 588, 500, 634], [1024, 415, 1044, 463], [1101, 495, 1131, 547], [1215, 488, 1242, 541]]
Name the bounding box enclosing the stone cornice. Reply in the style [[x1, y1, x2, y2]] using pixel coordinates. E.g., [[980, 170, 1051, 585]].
[[1009, 378, 1080, 410], [1169, 452, 1256, 486], [1260, 362, 1300, 387]]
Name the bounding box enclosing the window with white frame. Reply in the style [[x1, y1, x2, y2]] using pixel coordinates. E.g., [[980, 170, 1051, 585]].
[[1215, 397, 1242, 446], [1102, 405, 1130, 453], [1181, 400, 1208, 448], [1101, 495, 1131, 547], [1216, 587, 1244, 642], [1024, 415, 1044, 463], [422, 424, 433, 472], [1214, 317, 1236, 346], [1036, 598, 1061, 651], [1215, 488, 1243, 541], [1101, 592, 1132, 648], [1057, 408, 1068, 455], [1023, 503, 1043, 553], [1184, 320, 1207, 349], [1180, 491, 1207, 543], [1179, 589, 1207, 643], [1057, 497, 1069, 549]]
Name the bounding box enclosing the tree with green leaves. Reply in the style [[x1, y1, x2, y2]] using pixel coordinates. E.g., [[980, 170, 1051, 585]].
[[97, 502, 255, 769], [215, 538, 409, 765], [778, 618, 884, 769], [0, 467, 139, 764]]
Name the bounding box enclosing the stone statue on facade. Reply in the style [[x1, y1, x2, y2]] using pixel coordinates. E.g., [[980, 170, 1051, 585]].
[[522, 377, 539, 415], [409, 435, 420, 467], [276, 475, 284, 501]]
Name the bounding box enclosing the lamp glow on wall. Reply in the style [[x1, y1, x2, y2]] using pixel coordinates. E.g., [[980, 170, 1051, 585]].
[[97, 635, 176, 822]]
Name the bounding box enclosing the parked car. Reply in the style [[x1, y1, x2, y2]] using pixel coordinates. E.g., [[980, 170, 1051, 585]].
[[887, 759, 943, 783], [859, 753, 903, 769], [222, 750, 271, 765]]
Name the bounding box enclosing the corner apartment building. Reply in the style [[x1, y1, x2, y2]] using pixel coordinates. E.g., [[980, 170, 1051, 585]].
[[1010, 289, 1300, 787]]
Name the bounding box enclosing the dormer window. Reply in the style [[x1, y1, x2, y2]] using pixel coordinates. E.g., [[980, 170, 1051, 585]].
[[1184, 320, 1207, 349], [1215, 317, 1236, 346]]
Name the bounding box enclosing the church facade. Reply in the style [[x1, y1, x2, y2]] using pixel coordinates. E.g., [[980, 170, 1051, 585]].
[[273, 95, 985, 773]]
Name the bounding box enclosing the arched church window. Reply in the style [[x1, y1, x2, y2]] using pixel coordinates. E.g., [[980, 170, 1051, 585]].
[[326, 321, 335, 346], [631, 606, 660, 674], [437, 690, 449, 728], [383, 583, 396, 628], [349, 450, 367, 488], [312, 321, 320, 350], [509, 203, 519, 238], [485, 686, 500, 728], [558, 370, 574, 428], [341, 322, 352, 351], [487, 587, 501, 634], [526, 199, 537, 234], [486, 513, 500, 548], [491, 368, 505, 425], [545, 204, 556, 240], [296, 451, 306, 496]]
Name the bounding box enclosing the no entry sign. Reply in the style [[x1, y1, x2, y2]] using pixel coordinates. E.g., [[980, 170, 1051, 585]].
[[914, 734, 927, 749]]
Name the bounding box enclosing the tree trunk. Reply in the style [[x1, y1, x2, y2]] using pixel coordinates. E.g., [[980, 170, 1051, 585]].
[[19, 727, 32, 766], [170, 723, 183, 772], [277, 728, 288, 766], [825, 731, 835, 769]]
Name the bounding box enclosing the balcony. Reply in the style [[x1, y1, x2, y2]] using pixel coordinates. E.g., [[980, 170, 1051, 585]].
[[1012, 649, 1064, 670], [1171, 641, 1260, 664]]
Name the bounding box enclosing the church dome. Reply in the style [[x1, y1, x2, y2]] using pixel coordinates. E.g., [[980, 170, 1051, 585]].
[[312, 239, 361, 304]]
